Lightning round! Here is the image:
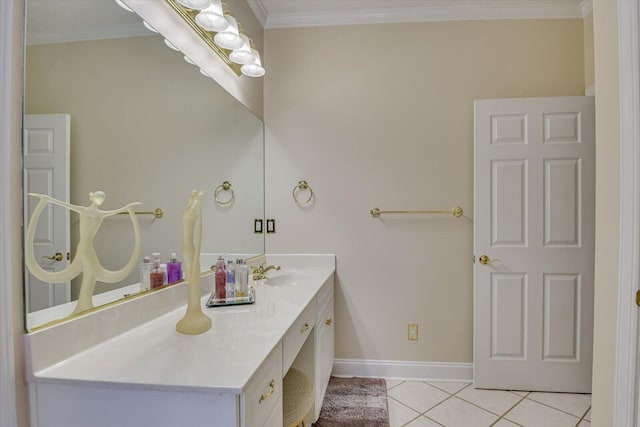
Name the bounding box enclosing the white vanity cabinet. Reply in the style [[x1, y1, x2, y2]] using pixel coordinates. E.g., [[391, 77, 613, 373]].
[[25, 260, 335, 427], [314, 279, 335, 421], [30, 344, 283, 427]]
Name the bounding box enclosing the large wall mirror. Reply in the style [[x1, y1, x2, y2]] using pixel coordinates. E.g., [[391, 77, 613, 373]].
[[24, 0, 265, 330]]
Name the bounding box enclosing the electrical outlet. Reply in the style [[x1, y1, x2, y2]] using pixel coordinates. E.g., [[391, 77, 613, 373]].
[[408, 324, 418, 341]]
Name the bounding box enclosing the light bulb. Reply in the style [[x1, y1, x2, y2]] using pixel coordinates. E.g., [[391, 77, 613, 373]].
[[195, 1, 228, 32], [200, 69, 211, 78], [176, 0, 210, 10], [241, 49, 265, 78], [184, 55, 195, 65], [229, 34, 255, 65], [213, 16, 243, 50]]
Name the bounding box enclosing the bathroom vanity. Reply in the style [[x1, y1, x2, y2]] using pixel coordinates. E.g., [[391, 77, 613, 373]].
[[24, 255, 335, 427]]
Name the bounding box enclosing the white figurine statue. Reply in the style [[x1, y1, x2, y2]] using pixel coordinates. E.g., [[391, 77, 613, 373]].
[[25, 191, 142, 314], [176, 190, 212, 335]]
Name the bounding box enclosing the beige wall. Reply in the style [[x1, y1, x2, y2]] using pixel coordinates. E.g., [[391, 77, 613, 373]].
[[264, 19, 585, 362], [25, 36, 264, 301], [591, 1, 620, 425], [584, 11, 595, 90]]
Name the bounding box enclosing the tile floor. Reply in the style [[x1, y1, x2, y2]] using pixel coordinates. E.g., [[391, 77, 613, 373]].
[[386, 380, 591, 427]]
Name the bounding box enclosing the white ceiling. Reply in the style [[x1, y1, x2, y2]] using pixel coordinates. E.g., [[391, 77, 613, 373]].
[[249, 0, 591, 29]]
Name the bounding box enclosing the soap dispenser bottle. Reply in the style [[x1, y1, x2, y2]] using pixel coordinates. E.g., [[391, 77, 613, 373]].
[[215, 256, 226, 300], [150, 253, 164, 289], [167, 252, 182, 283]]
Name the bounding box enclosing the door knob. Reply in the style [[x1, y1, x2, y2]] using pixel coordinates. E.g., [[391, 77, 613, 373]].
[[478, 255, 501, 265], [42, 252, 64, 262]]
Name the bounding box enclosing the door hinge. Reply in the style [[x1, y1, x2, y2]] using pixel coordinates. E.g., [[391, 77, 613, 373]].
[[636, 290, 640, 307], [472, 255, 476, 264]]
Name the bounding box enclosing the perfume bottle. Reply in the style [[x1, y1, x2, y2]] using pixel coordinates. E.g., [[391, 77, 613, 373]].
[[139, 256, 152, 292], [167, 252, 183, 283], [150, 253, 164, 289], [215, 256, 226, 300], [226, 260, 236, 299], [235, 259, 249, 297]]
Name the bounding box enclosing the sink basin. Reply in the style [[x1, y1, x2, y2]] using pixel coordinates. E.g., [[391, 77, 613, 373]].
[[264, 273, 314, 287]]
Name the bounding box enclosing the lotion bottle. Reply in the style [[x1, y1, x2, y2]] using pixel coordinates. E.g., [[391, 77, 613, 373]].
[[150, 253, 164, 289], [167, 252, 182, 283], [215, 256, 226, 300], [139, 256, 152, 292]]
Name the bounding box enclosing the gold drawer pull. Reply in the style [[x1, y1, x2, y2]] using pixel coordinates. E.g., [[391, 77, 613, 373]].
[[259, 379, 275, 404], [300, 322, 310, 333], [325, 319, 332, 326]]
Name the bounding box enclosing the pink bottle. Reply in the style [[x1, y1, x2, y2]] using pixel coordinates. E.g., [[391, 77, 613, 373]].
[[215, 256, 226, 300]]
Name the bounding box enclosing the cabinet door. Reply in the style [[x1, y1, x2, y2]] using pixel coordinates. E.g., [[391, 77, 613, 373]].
[[314, 300, 334, 421]]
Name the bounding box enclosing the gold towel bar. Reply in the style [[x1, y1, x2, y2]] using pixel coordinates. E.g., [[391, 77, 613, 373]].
[[117, 208, 164, 219], [370, 207, 463, 218]]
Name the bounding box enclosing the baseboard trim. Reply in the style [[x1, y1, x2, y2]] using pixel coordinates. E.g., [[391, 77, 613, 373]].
[[332, 359, 473, 382]]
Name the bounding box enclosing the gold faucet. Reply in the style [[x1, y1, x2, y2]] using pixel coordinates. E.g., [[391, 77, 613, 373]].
[[252, 263, 281, 281]]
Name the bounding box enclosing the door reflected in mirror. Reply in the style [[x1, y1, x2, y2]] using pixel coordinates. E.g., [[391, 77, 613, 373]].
[[23, 0, 264, 330]]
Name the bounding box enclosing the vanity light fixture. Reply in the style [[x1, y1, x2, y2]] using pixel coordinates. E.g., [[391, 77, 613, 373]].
[[115, 0, 133, 12], [229, 34, 255, 65], [166, 0, 265, 77], [142, 20, 158, 33], [194, 0, 228, 32], [176, 0, 211, 10], [164, 39, 180, 51], [240, 49, 265, 78], [213, 15, 243, 50]]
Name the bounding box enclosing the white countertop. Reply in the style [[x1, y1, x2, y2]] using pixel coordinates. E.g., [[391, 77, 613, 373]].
[[30, 267, 334, 395]]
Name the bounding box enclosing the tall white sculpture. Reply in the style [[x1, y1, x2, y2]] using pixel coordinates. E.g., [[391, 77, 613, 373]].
[[25, 191, 142, 314], [176, 190, 212, 335]]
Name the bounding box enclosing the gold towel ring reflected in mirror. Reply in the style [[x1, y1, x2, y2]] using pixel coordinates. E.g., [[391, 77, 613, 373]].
[[293, 180, 314, 205], [214, 181, 235, 205]]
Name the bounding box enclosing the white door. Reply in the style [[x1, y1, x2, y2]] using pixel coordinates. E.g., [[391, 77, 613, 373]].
[[474, 97, 595, 392], [23, 114, 71, 312]]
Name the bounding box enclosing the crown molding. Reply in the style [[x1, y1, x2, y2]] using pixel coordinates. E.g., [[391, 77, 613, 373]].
[[27, 24, 153, 46], [247, 0, 268, 28], [262, 0, 584, 29], [580, 0, 593, 17]]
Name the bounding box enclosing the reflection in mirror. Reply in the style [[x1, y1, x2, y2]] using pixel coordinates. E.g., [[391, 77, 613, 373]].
[[24, 0, 264, 330]]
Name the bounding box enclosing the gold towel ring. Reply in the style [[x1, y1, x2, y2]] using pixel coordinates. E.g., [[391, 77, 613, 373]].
[[214, 181, 234, 205], [292, 180, 314, 205]]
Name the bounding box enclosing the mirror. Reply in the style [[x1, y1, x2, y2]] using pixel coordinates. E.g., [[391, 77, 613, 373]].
[[23, 0, 264, 330]]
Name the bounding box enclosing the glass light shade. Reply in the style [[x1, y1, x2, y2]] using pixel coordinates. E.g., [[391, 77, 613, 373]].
[[142, 21, 158, 33], [195, 1, 228, 32], [229, 35, 255, 65], [164, 39, 180, 51], [213, 16, 243, 50], [241, 49, 265, 77], [176, 0, 210, 10], [114, 0, 133, 12]]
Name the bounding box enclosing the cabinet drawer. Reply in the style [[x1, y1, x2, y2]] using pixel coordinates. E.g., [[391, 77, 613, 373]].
[[315, 281, 333, 326], [243, 344, 283, 427], [282, 302, 315, 373]]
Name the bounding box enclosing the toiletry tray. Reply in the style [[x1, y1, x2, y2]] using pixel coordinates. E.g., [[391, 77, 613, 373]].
[[206, 288, 255, 307]]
